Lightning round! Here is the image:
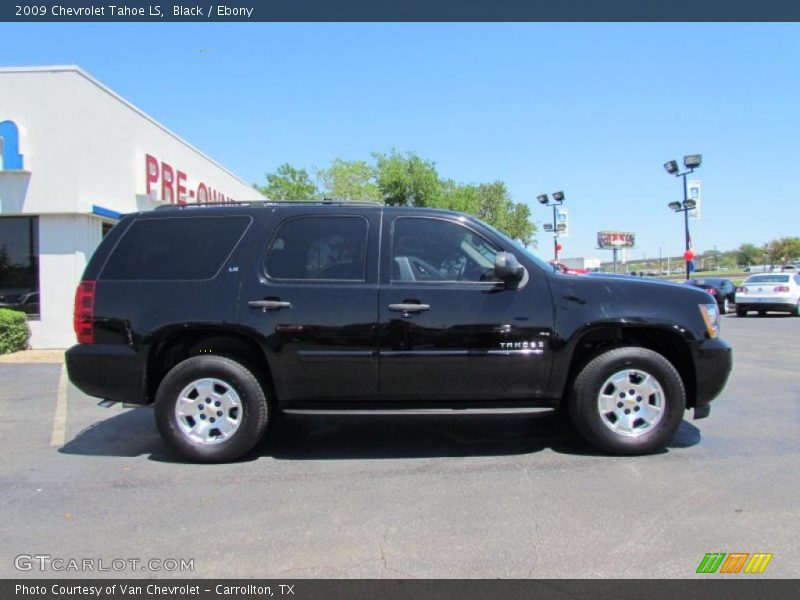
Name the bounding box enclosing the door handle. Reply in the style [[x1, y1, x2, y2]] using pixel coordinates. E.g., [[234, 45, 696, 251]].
[[388, 303, 431, 313], [248, 300, 292, 311]]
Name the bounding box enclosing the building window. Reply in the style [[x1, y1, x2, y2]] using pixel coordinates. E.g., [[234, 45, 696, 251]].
[[0, 216, 39, 318]]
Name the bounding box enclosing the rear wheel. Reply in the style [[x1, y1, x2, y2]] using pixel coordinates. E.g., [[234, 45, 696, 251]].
[[736, 307, 747, 317], [568, 347, 686, 455], [155, 355, 269, 462], [793, 302, 800, 317]]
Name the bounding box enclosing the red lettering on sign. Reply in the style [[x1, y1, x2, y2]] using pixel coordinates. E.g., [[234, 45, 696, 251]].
[[144, 154, 236, 204], [161, 161, 175, 204], [145, 154, 159, 195], [176, 170, 188, 205]]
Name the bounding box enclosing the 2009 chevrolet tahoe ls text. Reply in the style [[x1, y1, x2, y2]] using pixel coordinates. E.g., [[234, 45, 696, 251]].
[[66, 201, 732, 462]]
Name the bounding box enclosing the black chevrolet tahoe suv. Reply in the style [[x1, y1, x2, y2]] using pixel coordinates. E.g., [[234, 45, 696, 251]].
[[66, 202, 732, 462]]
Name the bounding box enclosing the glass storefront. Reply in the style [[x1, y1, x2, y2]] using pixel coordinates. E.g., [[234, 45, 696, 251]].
[[0, 216, 39, 318]]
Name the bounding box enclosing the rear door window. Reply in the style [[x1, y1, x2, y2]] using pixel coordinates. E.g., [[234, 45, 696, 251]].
[[264, 216, 368, 281], [100, 216, 251, 280]]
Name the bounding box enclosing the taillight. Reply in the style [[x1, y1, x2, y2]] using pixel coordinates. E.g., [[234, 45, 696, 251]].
[[73, 280, 96, 344], [774, 286, 790, 292], [736, 286, 746, 293]]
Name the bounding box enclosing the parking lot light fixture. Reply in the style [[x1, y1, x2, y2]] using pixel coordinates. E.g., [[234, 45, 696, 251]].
[[538, 191, 566, 262], [664, 153, 702, 280], [683, 154, 702, 169]]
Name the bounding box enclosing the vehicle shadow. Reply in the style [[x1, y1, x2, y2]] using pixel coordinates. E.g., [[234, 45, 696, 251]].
[[59, 408, 702, 463]]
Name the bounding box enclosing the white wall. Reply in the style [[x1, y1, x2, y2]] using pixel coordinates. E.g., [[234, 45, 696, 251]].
[[0, 66, 266, 348], [28, 214, 100, 348], [0, 67, 263, 217]]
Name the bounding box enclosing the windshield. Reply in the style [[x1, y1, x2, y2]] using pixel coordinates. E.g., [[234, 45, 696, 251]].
[[472, 218, 554, 271]]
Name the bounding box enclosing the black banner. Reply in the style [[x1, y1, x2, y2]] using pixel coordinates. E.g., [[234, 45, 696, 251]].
[[4, 580, 800, 600], [3, 0, 800, 22]]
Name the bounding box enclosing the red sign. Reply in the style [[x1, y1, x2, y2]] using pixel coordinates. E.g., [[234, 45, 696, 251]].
[[597, 231, 635, 248], [145, 154, 235, 205]]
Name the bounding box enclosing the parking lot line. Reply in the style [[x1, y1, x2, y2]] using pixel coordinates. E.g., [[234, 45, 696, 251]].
[[50, 364, 68, 447]]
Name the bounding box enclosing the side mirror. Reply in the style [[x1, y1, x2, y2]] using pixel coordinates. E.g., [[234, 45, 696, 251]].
[[494, 252, 524, 282]]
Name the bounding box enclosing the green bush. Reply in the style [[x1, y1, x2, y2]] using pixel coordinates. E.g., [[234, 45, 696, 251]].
[[0, 309, 29, 355]]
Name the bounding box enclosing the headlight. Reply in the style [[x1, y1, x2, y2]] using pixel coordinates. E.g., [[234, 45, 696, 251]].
[[699, 303, 720, 338]]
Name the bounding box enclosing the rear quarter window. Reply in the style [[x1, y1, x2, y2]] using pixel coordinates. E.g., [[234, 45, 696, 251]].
[[100, 215, 252, 281]]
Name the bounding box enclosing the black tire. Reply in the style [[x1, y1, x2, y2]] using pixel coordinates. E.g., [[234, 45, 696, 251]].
[[793, 302, 800, 317], [568, 346, 686, 455], [758, 310, 766, 317], [736, 307, 746, 317], [155, 355, 269, 462]]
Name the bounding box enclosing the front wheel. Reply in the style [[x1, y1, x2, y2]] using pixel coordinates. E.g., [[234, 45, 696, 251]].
[[155, 355, 269, 462], [722, 298, 730, 314], [568, 347, 686, 455]]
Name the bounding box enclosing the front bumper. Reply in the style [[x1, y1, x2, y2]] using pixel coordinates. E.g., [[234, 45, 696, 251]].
[[65, 344, 149, 405], [691, 337, 733, 418]]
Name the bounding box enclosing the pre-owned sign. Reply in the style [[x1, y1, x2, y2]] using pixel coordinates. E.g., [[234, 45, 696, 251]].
[[144, 154, 235, 205]]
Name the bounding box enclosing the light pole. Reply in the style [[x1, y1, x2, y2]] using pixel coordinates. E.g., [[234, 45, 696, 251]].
[[664, 154, 702, 280], [537, 191, 565, 264]]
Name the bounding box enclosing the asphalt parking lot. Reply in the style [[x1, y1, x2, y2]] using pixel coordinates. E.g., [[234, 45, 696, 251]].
[[1, 314, 798, 579]]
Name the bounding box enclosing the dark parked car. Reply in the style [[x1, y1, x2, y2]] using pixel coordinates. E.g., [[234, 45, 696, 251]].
[[66, 202, 732, 462], [0, 291, 39, 316], [685, 278, 736, 313]]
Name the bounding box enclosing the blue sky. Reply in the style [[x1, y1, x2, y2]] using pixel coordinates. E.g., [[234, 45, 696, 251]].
[[3, 23, 799, 259]]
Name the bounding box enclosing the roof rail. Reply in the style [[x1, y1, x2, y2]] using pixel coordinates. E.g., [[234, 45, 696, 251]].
[[154, 199, 385, 210]]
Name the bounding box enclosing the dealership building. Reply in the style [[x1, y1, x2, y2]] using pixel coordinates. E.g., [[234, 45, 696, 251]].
[[0, 65, 265, 348]]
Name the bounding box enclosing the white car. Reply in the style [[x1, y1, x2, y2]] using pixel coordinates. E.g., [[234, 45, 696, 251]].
[[735, 273, 800, 317]]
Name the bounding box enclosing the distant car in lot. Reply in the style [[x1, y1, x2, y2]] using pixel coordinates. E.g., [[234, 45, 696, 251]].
[[685, 278, 736, 313], [549, 261, 590, 275], [735, 274, 800, 317], [0, 291, 39, 315]]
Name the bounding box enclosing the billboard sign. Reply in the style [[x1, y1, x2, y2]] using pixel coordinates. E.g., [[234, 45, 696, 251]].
[[597, 231, 635, 248]]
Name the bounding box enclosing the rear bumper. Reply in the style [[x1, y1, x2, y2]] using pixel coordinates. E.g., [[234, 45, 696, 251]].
[[737, 299, 797, 312], [65, 344, 149, 405], [691, 337, 733, 417]]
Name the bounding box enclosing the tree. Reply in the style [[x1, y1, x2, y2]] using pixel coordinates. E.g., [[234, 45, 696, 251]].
[[374, 150, 444, 207], [505, 202, 535, 247], [736, 243, 763, 267], [441, 181, 536, 246], [766, 237, 800, 265], [255, 163, 319, 201], [317, 159, 379, 202]]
